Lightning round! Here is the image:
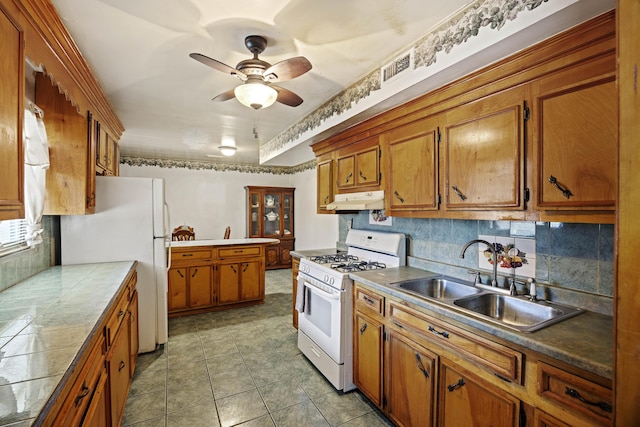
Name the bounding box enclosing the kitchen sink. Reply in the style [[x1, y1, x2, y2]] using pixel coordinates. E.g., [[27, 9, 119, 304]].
[[390, 277, 483, 300], [452, 293, 583, 332]]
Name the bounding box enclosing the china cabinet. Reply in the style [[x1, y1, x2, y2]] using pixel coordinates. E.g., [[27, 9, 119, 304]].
[[245, 186, 295, 269]]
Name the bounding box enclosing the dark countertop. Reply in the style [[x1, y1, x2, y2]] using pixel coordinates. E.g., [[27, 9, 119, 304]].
[[349, 266, 613, 380]]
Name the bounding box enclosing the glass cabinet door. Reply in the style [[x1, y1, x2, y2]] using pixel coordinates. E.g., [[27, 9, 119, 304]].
[[283, 193, 293, 237], [263, 192, 281, 236], [249, 192, 260, 237]]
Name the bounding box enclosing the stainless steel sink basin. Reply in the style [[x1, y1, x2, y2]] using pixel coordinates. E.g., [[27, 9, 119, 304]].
[[453, 293, 583, 332], [390, 277, 483, 300]]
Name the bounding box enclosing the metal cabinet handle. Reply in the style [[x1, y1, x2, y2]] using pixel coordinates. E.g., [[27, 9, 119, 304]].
[[242, 263, 249, 272], [359, 170, 367, 181], [177, 270, 184, 278], [565, 387, 612, 413], [323, 195, 329, 204], [230, 265, 237, 273], [394, 190, 405, 203], [345, 172, 353, 183], [548, 175, 573, 199], [118, 309, 125, 318], [428, 325, 449, 339], [119, 360, 126, 372], [74, 384, 91, 406], [415, 353, 429, 378], [363, 295, 375, 305], [447, 378, 465, 392], [451, 185, 467, 201], [359, 323, 367, 335], [191, 268, 199, 278]]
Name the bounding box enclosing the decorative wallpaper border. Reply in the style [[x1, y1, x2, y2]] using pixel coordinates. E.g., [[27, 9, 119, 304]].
[[260, 0, 549, 159], [121, 156, 317, 174]]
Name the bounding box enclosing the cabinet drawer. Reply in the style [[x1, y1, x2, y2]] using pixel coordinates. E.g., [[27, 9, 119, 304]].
[[537, 362, 612, 425], [388, 301, 523, 384], [355, 286, 384, 316], [54, 336, 105, 426], [218, 245, 262, 258], [106, 289, 130, 347], [172, 248, 214, 261]]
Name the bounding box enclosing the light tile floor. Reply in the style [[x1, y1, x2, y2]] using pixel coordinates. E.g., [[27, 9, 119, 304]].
[[122, 269, 392, 427]]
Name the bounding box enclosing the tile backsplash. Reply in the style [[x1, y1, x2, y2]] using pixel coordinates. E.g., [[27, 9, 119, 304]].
[[340, 214, 614, 315]]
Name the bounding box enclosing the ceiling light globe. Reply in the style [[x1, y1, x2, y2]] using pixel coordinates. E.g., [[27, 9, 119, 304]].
[[218, 145, 237, 156], [234, 83, 277, 109]]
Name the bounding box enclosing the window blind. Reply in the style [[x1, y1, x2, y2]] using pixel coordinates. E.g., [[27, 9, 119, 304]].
[[0, 219, 29, 256]]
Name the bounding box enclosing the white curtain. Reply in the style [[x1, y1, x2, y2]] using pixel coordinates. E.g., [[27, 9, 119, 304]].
[[23, 105, 50, 247]]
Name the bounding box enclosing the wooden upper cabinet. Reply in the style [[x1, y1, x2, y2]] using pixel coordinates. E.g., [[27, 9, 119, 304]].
[[36, 73, 96, 215], [0, 5, 24, 220], [442, 87, 525, 211], [336, 136, 380, 192], [385, 116, 439, 214], [96, 121, 119, 176], [317, 156, 333, 213], [532, 54, 617, 211]]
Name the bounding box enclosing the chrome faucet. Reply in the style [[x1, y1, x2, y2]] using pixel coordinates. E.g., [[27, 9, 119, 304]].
[[460, 239, 498, 287]]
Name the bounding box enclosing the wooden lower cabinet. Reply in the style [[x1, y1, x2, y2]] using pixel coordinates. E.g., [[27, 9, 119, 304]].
[[353, 312, 384, 407], [439, 357, 520, 427], [168, 264, 213, 310], [292, 257, 300, 329], [218, 260, 262, 304], [108, 311, 131, 426], [385, 329, 437, 427]]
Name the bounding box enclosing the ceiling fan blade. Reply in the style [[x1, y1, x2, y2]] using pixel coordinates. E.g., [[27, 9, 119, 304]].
[[273, 85, 303, 107], [264, 57, 312, 82], [212, 89, 236, 102], [189, 53, 247, 81]]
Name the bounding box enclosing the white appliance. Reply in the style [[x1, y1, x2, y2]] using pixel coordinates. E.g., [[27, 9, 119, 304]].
[[61, 176, 171, 353], [296, 229, 406, 391]]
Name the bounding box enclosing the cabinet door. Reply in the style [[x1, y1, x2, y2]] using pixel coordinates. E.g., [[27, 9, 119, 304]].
[[387, 117, 439, 213], [129, 290, 139, 377], [317, 158, 333, 212], [385, 331, 437, 427], [265, 246, 279, 268], [240, 261, 262, 300], [108, 312, 131, 427], [439, 358, 520, 427], [355, 146, 380, 187], [443, 87, 525, 210], [82, 368, 109, 427], [336, 155, 355, 189], [535, 77, 616, 209], [168, 268, 188, 311], [292, 258, 300, 329], [218, 263, 240, 304], [353, 312, 384, 407], [188, 265, 212, 308], [0, 6, 24, 220]]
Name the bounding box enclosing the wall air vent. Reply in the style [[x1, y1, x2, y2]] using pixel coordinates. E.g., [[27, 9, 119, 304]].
[[381, 49, 414, 85]]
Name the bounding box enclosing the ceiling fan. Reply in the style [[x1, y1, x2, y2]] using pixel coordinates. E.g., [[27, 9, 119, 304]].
[[190, 35, 312, 110]]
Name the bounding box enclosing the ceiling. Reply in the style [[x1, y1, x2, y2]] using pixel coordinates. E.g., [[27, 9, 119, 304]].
[[49, 0, 614, 167]]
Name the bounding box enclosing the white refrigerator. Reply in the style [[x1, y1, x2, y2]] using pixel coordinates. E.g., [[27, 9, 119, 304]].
[[61, 176, 171, 353]]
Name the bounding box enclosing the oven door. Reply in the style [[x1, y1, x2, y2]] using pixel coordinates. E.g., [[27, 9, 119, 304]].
[[297, 274, 344, 363]]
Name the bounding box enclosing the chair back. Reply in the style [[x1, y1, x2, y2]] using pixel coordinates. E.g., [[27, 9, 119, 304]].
[[223, 226, 231, 239], [172, 225, 195, 241]]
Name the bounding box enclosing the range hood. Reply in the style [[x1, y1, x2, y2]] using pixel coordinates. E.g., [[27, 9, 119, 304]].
[[326, 190, 385, 211]]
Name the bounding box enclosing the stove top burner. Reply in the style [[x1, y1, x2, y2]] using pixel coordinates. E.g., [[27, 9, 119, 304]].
[[309, 254, 358, 264], [330, 261, 387, 273]]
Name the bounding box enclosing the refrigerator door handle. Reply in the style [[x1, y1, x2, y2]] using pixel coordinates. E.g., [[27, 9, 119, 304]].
[[164, 201, 172, 270]]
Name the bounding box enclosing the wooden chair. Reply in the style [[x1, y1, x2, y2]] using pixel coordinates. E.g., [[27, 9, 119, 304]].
[[223, 226, 231, 239], [172, 225, 195, 241]]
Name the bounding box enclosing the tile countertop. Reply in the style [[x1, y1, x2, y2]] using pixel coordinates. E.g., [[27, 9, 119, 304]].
[[0, 261, 137, 426], [349, 266, 613, 381], [172, 238, 280, 248]]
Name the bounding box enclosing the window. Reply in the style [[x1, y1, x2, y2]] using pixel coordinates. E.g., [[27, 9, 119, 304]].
[[0, 218, 28, 257]]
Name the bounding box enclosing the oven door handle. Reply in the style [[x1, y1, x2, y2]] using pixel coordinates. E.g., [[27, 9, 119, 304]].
[[303, 280, 341, 300]]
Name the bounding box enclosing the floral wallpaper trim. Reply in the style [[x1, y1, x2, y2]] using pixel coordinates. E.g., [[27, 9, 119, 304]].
[[260, 0, 549, 159], [121, 156, 316, 174]]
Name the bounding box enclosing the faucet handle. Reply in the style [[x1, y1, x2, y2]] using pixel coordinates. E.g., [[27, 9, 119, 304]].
[[467, 270, 482, 285]]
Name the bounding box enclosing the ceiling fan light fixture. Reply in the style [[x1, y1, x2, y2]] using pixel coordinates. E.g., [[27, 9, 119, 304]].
[[218, 145, 237, 156], [234, 82, 277, 110]]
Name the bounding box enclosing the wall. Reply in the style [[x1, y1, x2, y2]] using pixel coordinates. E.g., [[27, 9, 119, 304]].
[[120, 164, 339, 250], [0, 215, 56, 292], [339, 213, 613, 315]]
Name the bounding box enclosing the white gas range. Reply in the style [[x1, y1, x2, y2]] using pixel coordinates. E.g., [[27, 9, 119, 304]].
[[296, 229, 407, 391]]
